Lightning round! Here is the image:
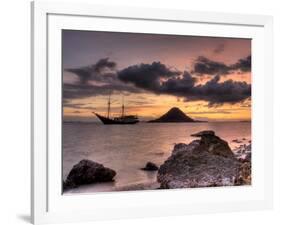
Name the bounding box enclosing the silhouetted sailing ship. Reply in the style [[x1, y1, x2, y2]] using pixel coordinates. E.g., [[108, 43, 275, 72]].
[[93, 95, 139, 125]]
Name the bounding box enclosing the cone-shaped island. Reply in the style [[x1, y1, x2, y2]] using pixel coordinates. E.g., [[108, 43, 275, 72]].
[[148, 107, 203, 123]]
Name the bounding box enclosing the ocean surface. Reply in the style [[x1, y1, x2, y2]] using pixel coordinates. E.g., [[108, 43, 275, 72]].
[[63, 122, 251, 194]]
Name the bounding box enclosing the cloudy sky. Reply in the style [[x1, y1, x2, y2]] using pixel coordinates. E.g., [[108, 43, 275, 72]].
[[63, 30, 251, 122]]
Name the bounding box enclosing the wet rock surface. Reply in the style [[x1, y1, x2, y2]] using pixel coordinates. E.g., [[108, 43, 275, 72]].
[[233, 144, 251, 185], [157, 130, 251, 189], [234, 144, 251, 163], [63, 159, 116, 190]]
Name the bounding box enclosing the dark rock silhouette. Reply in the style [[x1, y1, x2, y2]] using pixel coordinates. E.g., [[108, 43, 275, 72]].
[[148, 107, 196, 123], [63, 159, 116, 190], [157, 130, 250, 189], [141, 162, 159, 171], [191, 130, 234, 158]]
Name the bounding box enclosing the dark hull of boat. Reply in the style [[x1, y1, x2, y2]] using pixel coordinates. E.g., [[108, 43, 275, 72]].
[[94, 113, 139, 125]]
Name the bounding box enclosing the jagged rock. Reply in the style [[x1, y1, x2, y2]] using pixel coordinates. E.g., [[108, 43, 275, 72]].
[[173, 141, 200, 155], [244, 152, 251, 162], [64, 159, 116, 190], [141, 162, 159, 171], [157, 130, 244, 189], [235, 162, 251, 185], [191, 130, 234, 158], [234, 144, 251, 162]]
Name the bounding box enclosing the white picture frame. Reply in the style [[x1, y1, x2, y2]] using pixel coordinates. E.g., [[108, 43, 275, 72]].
[[31, 1, 273, 224]]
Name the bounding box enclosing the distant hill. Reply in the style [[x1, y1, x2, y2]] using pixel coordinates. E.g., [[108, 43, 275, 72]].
[[148, 107, 199, 123]]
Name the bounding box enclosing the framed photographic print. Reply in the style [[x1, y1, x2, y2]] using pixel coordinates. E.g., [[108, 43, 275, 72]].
[[31, 1, 273, 224]]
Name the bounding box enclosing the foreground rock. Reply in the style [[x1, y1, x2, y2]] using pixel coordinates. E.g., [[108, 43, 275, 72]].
[[191, 130, 234, 158], [157, 130, 251, 189], [64, 159, 116, 190], [234, 144, 251, 163], [233, 144, 252, 185], [141, 162, 159, 171], [236, 162, 251, 185]]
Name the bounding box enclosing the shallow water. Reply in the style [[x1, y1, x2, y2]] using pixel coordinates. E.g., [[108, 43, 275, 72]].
[[63, 122, 251, 193]]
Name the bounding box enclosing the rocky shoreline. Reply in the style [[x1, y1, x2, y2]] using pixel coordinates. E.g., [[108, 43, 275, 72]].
[[157, 130, 251, 189], [63, 130, 251, 192]]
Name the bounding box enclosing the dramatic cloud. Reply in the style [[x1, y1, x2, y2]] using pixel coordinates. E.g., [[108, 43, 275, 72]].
[[64, 59, 251, 106], [64, 58, 141, 100], [192, 55, 251, 76], [118, 62, 251, 105], [63, 82, 141, 100], [118, 62, 181, 90], [190, 75, 251, 106], [66, 58, 117, 84], [159, 71, 197, 95], [192, 56, 230, 76], [94, 58, 116, 73], [231, 55, 251, 72]]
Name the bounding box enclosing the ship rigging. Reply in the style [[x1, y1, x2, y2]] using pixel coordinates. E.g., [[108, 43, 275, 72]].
[[93, 95, 139, 125]]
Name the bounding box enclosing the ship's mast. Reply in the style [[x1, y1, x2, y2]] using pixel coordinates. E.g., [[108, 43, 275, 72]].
[[107, 93, 111, 118], [121, 95, 125, 118]]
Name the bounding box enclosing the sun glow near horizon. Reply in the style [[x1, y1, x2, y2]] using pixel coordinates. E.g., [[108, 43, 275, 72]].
[[63, 93, 251, 122], [62, 30, 251, 122]]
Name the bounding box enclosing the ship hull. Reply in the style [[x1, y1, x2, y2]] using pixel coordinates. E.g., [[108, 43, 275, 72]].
[[94, 113, 139, 125]]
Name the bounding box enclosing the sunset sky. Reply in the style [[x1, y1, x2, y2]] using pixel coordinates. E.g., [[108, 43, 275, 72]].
[[63, 30, 251, 122]]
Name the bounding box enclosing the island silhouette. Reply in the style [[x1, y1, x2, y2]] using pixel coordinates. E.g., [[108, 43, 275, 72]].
[[148, 107, 203, 123]]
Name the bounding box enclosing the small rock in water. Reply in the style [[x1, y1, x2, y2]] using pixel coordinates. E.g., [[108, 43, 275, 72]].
[[232, 139, 242, 143], [64, 159, 116, 190], [191, 130, 215, 137], [141, 162, 159, 171]]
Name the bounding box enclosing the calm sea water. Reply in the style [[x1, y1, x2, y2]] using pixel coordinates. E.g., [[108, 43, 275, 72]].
[[63, 122, 251, 193]]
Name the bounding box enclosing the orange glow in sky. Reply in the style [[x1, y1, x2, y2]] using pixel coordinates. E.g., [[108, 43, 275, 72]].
[[63, 30, 251, 122]]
